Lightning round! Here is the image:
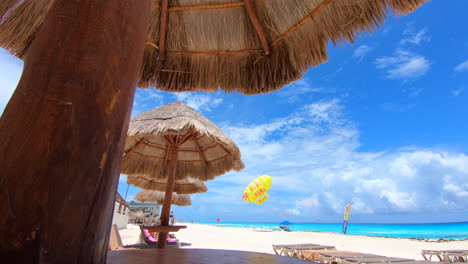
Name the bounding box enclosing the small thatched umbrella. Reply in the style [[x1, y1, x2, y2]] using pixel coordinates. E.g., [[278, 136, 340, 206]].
[[127, 175, 208, 194], [135, 190, 192, 207], [121, 101, 244, 248], [129, 211, 146, 224], [121, 101, 244, 181]]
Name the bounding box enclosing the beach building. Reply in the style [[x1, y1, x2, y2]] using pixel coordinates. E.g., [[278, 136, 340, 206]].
[[129, 200, 161, 217], [111, 193, 129, 230]]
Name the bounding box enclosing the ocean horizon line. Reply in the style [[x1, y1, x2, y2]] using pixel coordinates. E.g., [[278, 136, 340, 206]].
[[187, 220, 468, 225], [182, 221, 468, 239]]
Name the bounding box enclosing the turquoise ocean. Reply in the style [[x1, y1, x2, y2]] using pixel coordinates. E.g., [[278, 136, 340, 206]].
[[195, 222, 468, 240]]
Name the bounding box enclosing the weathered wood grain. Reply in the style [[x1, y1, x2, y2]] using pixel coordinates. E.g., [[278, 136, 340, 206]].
[[157, 142, 179, 248], [0, 0, 150, 262]]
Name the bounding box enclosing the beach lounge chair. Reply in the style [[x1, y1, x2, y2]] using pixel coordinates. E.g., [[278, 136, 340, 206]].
[[422, 250, 468, 263], [281, 245, 336, 258], [140, 226, 181, 248], [272, 243, 320, 255], [300, 251, 359, 262], [422, 250, 447, 262], [108, 224, 156, 250], [340, 256, 414, 264], [319, 253, 385, 264], [445, 250, 468, 263]]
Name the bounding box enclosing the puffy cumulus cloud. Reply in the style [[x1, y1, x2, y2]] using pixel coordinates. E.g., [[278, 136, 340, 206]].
[[297, 194, 320, 208], [194, 99, 468, 222], [288, 194, 320, 215], [351, 198, 374, 214], [443, 184, 468, 198], [175, 92, 223, 112], [375, 49, 430, 80]]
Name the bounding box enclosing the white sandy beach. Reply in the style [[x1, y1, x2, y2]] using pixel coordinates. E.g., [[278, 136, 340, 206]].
[[118, 223, 468, 260]]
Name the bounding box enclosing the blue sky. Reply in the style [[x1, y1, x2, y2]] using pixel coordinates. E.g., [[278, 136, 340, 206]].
[[1, 1, 467, 224]]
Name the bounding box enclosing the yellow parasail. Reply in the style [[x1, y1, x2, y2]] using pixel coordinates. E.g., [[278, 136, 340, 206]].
[[242, 175, 272, 205]]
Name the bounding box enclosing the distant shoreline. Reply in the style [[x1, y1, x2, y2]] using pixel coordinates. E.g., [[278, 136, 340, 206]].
[[180, 221, 468, 241], [183, 221, 468, 225]]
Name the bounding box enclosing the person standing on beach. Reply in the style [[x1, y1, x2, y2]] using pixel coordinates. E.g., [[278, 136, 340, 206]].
[[170, 211, 175, 225]]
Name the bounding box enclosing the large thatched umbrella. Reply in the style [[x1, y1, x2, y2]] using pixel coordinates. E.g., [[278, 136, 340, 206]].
[[135, 190, 192, 207], [121, 101, 244, 248], [1, 0, 427, 94], [0, 0, 428, 261], [128, 175, 208, 194]]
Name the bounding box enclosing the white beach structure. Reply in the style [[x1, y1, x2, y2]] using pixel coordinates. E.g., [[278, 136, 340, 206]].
[[111, 193, 129, 230]]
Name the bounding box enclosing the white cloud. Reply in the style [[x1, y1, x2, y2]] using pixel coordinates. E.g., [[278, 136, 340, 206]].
[[353, 45, 373, 60], [351, 198, 374, 214], [286, 208, 301, 216], [212, 99, 468, 220], [297, 194, 320, 208], [286, 195, 320, 216], [409, 88, 423, 97], [381, 190, 417, 210], [375, 49, 430, 80], [175, 93, 223, 112], [275, 77, 333, 103], [454, 60, 468, 72], [452, 87, 465, 96], [400, 28, 431, 46], [443, 184, 468, 198], [375, 26, 431, 82]]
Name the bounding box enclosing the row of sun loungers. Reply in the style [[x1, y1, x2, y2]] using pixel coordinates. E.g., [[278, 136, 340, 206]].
[[422, 250, 468, 263], [272, 243, 463, 264]]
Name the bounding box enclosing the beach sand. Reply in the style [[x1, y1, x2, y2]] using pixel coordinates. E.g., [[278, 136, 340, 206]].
[[119, 223, 468, 260]]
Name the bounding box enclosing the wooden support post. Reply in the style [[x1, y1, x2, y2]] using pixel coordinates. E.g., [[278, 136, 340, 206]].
[[159, 0, 170, 61], [244, 0, 271, 55], [157, 140, 179, 248], [124, 137, 146, 156], [193, 135, 208, 166], [0, 0, 150, 263]]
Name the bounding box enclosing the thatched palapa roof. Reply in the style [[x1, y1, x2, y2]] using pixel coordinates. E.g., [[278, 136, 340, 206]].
[[135, 190, 192, 206], [129, 211, 146, 221], [127, 175, 208, 194], [0, 0, 427, 94], [121, 101, 244, 181]]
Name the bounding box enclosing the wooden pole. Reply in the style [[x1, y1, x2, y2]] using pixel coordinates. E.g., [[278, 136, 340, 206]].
[[157, 139, 179, 248], [244, 0, 271, 55], [159, 0, 170, 61], [0, 0, 150, 263]]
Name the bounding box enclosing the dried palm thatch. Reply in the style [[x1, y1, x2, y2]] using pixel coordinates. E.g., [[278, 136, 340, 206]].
[[0, 0, 427, 94], [135, 190, 192, 206], [129, 211, 146, 222], [121, 101, 244, 181], [127, 175, 208, 194]]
